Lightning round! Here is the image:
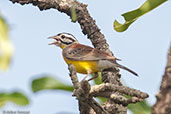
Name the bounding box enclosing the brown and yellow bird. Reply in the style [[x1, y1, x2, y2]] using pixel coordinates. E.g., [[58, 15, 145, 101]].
[[49, 33, 138, 81]]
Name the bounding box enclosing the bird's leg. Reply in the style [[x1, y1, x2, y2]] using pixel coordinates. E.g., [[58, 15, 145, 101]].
[[82, 73, 89, 81], [88, 72, 99, 81], [81, 70, 91, 81]]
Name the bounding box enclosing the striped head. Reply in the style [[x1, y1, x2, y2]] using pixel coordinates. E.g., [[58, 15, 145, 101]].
[[49, 33, 78, 49]]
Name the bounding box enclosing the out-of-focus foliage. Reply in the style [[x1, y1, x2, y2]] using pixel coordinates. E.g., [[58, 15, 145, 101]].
[[31, 74, 151, 114], [114, 0, 167, 32], [128, 100, 151, 114], [31, 73, 103, 93], [0, 13, 29, 108], [32, 75, 74, 93], [0, 14, 13, 71], [123, 95, 151, 114], [0, 92, 29, 107]]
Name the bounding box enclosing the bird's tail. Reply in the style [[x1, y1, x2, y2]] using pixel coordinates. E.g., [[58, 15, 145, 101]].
[[116, 63, 138, 76]]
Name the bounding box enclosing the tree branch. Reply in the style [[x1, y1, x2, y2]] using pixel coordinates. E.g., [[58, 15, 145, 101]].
[[152, 44, 171, 114], [90, 83, 148, 99], [68, 64, 109, 114]]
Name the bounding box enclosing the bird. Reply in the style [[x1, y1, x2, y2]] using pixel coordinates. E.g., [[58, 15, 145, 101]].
[[49, 33, 138, 81]]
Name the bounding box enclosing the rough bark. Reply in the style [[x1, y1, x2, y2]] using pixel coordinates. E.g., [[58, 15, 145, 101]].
[[152, 45, 171, 114], [9, 0, 149, 113]]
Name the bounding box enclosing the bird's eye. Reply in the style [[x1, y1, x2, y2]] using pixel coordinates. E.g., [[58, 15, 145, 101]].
[[61, 35, 65, 39]]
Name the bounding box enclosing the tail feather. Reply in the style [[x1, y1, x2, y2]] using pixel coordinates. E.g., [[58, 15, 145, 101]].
[[116, 63, 138, 76]]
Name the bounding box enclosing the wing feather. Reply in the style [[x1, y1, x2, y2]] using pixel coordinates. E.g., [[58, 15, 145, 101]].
[[63, 43, 117, 61]]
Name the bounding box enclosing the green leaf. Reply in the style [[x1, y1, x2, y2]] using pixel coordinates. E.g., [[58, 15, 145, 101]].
[[32, 76, 74, 93], [71, 0, 77, 22], [93, 72, 103, 85], [0, 92, 29, 107], [114, 0, 168, 32], [128, 100, 151, 114], [96, 97, 107, 104], [0, 14, 13, 71], [123, 94, 151, 114]]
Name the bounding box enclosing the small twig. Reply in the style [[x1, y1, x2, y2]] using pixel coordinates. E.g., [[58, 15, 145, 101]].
[[126, 97, 143, 105], [110, 94, 143, 106], [95, 91, 143, 106], [68, 64, 80, 89], [90, 83, 149, 99]]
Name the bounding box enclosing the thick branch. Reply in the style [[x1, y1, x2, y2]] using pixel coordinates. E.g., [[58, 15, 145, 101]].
[[68, 64, 109, 114], [68, 64, 91, 114], [152, 44, 171, 114]]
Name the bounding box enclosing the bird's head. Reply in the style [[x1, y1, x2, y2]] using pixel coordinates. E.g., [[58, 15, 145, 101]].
[[48, 33, 78, 49]]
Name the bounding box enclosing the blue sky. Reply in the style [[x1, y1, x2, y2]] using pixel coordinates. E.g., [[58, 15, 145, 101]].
[[0, 0, 170, 113]]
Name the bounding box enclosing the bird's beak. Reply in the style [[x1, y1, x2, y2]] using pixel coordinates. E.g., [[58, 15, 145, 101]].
[[48, 36, 60, 45]]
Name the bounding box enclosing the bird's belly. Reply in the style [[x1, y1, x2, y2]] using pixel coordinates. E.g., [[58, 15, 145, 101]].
[[63, 57, 100, 74]]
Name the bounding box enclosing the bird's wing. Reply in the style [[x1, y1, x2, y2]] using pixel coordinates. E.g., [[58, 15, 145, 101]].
[[63, 43, 117, 61]]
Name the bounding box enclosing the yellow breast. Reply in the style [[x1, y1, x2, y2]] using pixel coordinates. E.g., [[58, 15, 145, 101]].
[[63, 56, 100, 74]]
